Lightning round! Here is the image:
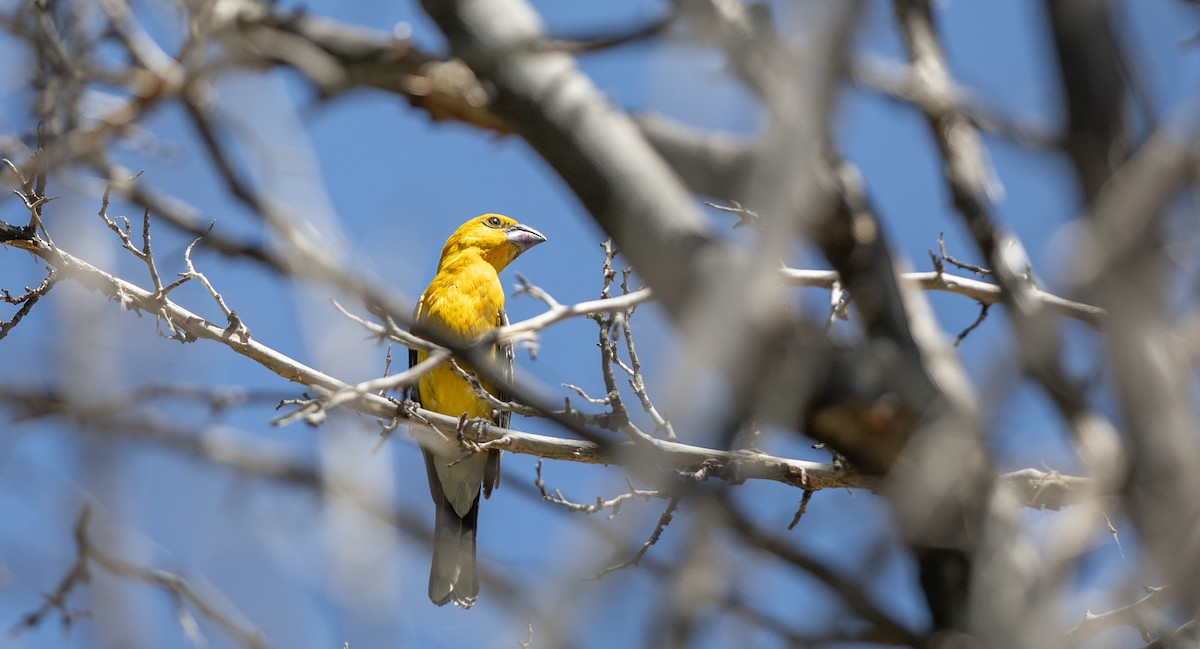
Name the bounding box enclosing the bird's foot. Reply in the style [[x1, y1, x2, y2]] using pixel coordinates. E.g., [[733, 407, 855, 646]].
[[454, 415, 494, 452]]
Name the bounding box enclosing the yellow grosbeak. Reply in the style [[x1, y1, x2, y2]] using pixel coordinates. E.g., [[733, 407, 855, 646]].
[[409, 214, 546, 608]]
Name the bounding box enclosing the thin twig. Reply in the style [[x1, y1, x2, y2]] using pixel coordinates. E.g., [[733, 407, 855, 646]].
[[780, 267, 1105, 329], [954, 303, 990, 347], [534, 12, 675, 54], [1066, 585, 1171, 645], [787, 489, 815, 530], [723, 500, 918, 645], [824, 280, 850, 333], [535, 459, 666, 518], [15, 506, 268, 648], [591, 494, 682, 579], [178, 228, 249, 342], [322, 349, 452, 413], [13, 507, 92, 634], [592, 240, 633, 434], [0, 266, 58, 340], [705, 200, 761, 229], [935, 232, 991, 276]]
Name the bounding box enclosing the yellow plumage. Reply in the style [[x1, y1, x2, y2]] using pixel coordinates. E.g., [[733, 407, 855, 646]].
[[409, 214, 545, 608], [414, 252, 505, 421]]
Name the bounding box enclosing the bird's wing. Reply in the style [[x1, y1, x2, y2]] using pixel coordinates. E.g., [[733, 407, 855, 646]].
[[495, 307, 514, 431], [407, 345, 421, 405], [408, 292, 427, 406], [482, 307, 510, 499]]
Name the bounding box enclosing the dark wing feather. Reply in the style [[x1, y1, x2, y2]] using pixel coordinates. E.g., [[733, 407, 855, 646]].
[[495, 308, 514, 430], [407, 346, 422, 405], [482, 308, 511, 499]]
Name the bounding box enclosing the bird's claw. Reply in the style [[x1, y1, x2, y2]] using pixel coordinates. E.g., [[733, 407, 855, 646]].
[[454, 415, 492, 452]]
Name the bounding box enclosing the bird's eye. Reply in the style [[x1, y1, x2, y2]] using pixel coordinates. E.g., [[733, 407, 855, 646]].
[[485, 216, 502, 228]]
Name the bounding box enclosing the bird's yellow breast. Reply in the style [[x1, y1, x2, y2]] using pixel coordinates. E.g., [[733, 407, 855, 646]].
[[415, 252, 504, 420]]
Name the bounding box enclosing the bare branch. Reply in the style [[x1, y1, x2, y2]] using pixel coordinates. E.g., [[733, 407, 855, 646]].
[[704, 200, 761, 230], [782, 267, 1105, 329], [535, 459, 666, 517], [954, 303, 990, 347], [0, 266, 58, 340], [934, 232, 992, 277], [850, 52, 1057, 149], [787, 489, 814, 531], [722, 499, 919, 646], [1140, 620, 1198, 649], [178, 231, 250, 343], [592, 495, 682, 580], [1066, 586, 1171, 645], [13, 507, 92, 634], [16, 507, 268, 649], [322, 349, 452, 413], [534, 12, 675, 54], [618, 267, 676, 441]]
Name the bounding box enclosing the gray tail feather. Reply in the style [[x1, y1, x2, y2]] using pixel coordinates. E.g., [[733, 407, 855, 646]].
[[428, 495, 479, 608]]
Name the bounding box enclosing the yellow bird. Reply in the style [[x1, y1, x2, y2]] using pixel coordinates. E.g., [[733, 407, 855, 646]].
[[409, 214, 546, 608]]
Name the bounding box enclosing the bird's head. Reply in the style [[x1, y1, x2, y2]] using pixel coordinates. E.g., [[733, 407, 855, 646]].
[[439, 214, 547, 272]]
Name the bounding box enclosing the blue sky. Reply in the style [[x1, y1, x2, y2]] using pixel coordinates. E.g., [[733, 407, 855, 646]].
[[1, 0, 1198, 647]]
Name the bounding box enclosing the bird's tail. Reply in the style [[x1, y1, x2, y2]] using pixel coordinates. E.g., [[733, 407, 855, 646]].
[[428, 495, 480, 608]]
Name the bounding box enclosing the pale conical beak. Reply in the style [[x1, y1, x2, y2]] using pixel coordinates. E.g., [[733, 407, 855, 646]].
[[506, 223, 547, 253]]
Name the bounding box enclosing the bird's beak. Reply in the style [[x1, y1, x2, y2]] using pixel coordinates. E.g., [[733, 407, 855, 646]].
[[506, 223, 547, 253]]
